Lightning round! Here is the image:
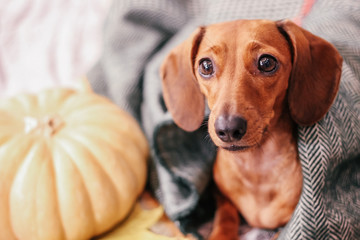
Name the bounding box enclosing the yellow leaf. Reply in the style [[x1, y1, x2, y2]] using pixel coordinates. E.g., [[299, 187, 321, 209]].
[[98, 204, 184, 240]]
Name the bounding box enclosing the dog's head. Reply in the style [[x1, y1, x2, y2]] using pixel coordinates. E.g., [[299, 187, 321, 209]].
[[161, 19, 342, 151]]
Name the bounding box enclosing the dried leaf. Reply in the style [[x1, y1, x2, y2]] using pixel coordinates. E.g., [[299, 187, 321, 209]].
[[98, 204, 183, 240]]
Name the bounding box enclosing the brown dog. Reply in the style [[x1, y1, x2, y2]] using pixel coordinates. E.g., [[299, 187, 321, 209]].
[[160, 19, 342, 239]]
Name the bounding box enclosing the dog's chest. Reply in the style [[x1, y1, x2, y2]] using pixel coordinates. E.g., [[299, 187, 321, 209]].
[[213, 133, 302, 228]]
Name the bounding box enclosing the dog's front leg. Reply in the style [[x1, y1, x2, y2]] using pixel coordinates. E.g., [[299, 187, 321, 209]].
[[208, 192, 239, 240]]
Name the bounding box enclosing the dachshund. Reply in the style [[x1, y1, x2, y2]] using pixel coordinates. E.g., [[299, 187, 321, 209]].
[[160, 19, 342, 239]]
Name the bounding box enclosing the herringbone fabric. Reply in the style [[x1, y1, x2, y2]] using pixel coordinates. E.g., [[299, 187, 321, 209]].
[[280, 2, 360, 239], [88, 0, 360, 239]]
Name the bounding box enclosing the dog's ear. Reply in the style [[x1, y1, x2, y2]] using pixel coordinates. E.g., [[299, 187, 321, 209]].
[[277, 20, 343, 126], [160, 27, 206, 131]]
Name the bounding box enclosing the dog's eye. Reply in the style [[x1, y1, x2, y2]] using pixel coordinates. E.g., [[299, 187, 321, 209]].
[[258, 55, 278, 73], [199, 58, 214, 77]]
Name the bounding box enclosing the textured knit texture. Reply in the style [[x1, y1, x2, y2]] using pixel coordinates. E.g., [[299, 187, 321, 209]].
[[88, 0, 360, 239]]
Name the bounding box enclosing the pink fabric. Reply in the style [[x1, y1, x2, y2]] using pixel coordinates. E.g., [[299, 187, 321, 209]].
[[292, 0, 316, 25], [0, 0, 111, 98]]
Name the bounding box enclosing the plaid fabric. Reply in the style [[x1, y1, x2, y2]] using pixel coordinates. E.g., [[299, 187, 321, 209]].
[[88, 0, 360, 239]]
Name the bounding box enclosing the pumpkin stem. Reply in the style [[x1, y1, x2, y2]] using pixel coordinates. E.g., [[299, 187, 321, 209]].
[[24, 115, 65, 136]]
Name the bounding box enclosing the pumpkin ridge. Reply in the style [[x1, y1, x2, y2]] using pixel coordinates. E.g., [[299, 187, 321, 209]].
[[61, 132, 136, 233], [60, 98, 148, 155], [64, 130, 141, 207], [62, 105, 125, 125], [63, 131, 144, 229], [34, 141, 49, 239], [64, 117, 148, 158], [35, 141, 44, 239], [10, 139, 50, 239], [0, 111, 22, 145], [61, 126, 147, 193], [51, 139, 96, 240], [54, 135, 120, 234], [40, 140, 66, 240], [13, 94, 38, 115], [0, 136, 34, 240], [58, 93, 110, 117], [37, 89, 75, 113]]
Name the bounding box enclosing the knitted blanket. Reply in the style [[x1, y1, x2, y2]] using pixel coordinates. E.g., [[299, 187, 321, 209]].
[[88, 0, 360, 239]]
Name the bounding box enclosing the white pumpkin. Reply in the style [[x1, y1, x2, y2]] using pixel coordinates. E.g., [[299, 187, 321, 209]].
[[0, 84, 148, 240]]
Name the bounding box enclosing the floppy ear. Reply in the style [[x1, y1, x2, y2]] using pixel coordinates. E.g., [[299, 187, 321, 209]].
[[160, 27, 205, 132], [277, 20, 343, 126]]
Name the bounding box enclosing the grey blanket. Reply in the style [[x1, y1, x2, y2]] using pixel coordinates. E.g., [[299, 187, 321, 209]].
[[88, 0, 360, 239]]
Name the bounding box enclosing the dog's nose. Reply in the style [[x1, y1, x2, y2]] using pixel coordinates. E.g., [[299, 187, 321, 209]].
[[215, 115, 247, 142]]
